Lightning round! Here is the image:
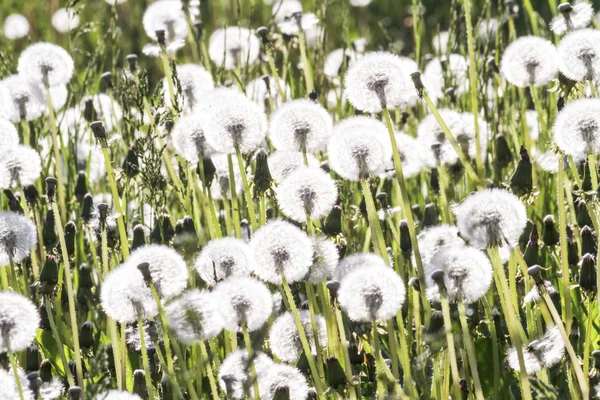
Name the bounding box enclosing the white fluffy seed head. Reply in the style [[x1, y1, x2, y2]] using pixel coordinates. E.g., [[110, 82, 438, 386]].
[[324, 48, 363, 81], [338, 266, 405, 322], [39, 378, 64, 399], [94, 391, 143, 400], [422, 54, 469, 102], [417, 109, 464, 165], [343, 51, 411, 113], [269, 310, 327, 363], [209, 154, 244, 200], [3, 14, 29, 40], [198, 88, 267, 154], [126, 244, 188, 300], [269, 99, 333, 153], [455, 188, 528, 248], [167, 63, 214, 110], [18, 42, 74, 86], [275, 166, 337, 222], [506, 326, 564, 374], [525, 110, 540, 142], [218, 350, 274, 399], [0, 118, 18, 147], [193, 237, 255, 286], [0, 212, 37, 265], [308, 236, 339, 283], [432, 31, 451, 54], [250, 220, 313, 284], [0, 292, 39, 352], [278, 12, 319, 36], [100, 264, 158, 323], [424, 246, 493, 304], [383, 132, 430, 179], [267, 150, 319, 182], [171, 114, 214, 163], [558, 29, 600, 82], [52, 8, 80, 33], [550, 1, 594, 35], [0, 368, 34, 400], [258, 364, 309, 400], [500, 36, 558, 88], [272, 0, 303, 23], [142, 0, 188, 42], [334, 252, 390, 281], [553, 98, 600, 158], [213, 276, 273, 332], [0, 75, 46, 122], [415, 224, 465, 268], [165, 289, 224, 344], [245, 76, 291, 113], [208, 27, 260, 70], [0, 145, 42, 188]]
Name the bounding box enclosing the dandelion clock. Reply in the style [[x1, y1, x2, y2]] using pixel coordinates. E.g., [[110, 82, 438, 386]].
[[500, 36, 558, 88]]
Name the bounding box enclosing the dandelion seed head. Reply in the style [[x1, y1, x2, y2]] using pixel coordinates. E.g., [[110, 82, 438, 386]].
[[250, 220, 313, 284], [44, 84, 68, 112], [126, 321, 160, 351], [308, 236, 339, 283], [166, 64, 214, 110], [417, 109, 465, 165], [1, 75, 46, 122], [171, 114, 214, 163], [478, 18, 498, 42], [526, 110, 540, 142], [142, 0, 188, 41], [218, 350, 274, 399], [142, 40, 185, 57], [268, 151, 319, 182], [382, 132, 430, 179], [0, 292, 39, 353], [553, 98, 600, 157], [432, 31, 451, 54], [213, 276, 273, 331], [343, 51, 411, 113], [0, 145, 42, 189], [334, 252, 390, 281], [500, 36, 558, 87], [455, 188, 528, 248], [278, 13, 319, 37], [523, 280, 557, 304], [39, 378, 64, 399], [209, 154, 244, 200], [166, 289, 224, 344], [272, 0, 303, 23], [0, 368, 34, 400], [52, 8, 80, 33], [3, 14, 29, 40], [199, 88, 267, 154], [551, 1, 594, 35], [94, 391, 143, 400], [532, 149, 560, 173], [208, 27, 260, 70], [245, 76, 292, 113], [324, 48, 363, 81], [506, 326, 564, 374], [126, 244, 188, 300], [558, 29, 600, 82], [338, 266, 405, 322], [18, 42, 74, 86], [258, 364, 309, 400], [0, 212, 37, 265], [456, 112, 491, 162], [423, 54, 469, 101], [275, 166, 337, 222], [425, 246, 493, 304], [194, 237, 255, 286], [415, 224, 466, 268], [0, 118, 19, 147], [269, 310, 327, 362], [269, 99, 333, 153]]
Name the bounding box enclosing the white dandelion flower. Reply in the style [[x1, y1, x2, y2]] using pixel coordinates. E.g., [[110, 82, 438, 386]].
[[422, 54, 469, 101], [142, 40, 185, 57], [424, 246, 493, 304], [333, 252, 390, 281], [307, 236, 339, 283], [533, 150, 560, 173], [213, 276, 273, 331], [198, 89, 267, 154], [550, 1, 594, 35], [415, 224, 465, 268], [525, 110, 540, 142], [500, 36, 558, 88], [506, 326, 564, 374], [209, 154, 244, 200], [457, 112, 491, 162], [0, 145, 42, 188], [382, 132, 430, 179], [218, 350, 274, 399], [250, 220, 313, 284], [52, 8, 80, 33], [166, 63, 214, 110], [18, 42, 74, 86], [558, 29, 600, 82], [126, 244, 188, 300], [245, 76, 291, 113], [275, 166, 337, 222], [126, 321, 160, 351], [165, 289, 224, 344], [416, 109, 464, 165], [272, 0, 303, 23], [278, 13, 319, 37], [171, 114, 214, 164], [0, 292, 39, 352], [3, 14, 29, 40], [0, 118, 19, 148], [258, 364, 309, 400], [100, 264, 158, 324], [208, 27, 260, 70], [553, 98, 600, 158], [338, 266, 405, 322], [94, 391, 142, 400], [0, 368, 34, 400], [397, 56, 420, 106], [1, 75, 46, 122], [433, 31, 451, 54], [269, 310, 327, 363], [523, 280, 557, 304], [343, 51, 411, 113], [193, 237, 255, 286], [39, 378, 64, 400], [43, 84, 68, 112], [267, 151, 319, 182], [324, 48, 363, 81], [142, 0, 188, 42], [455, 188, 528, 248], [269, 99, 333, 153], [0, 212, 37, 265]]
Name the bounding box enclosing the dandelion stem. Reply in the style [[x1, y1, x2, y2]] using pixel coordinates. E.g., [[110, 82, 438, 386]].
[[0, 266, 8, 291], [264, 45, 287, 101], [557, 157, 572, 334], [227, 154, 243, 239], [457, 298, 484, 400], [7, 343, 25, 400], [298, 28, 314, 94], [241, 322, 261, 400], [46, 90, 67, 223], [44, 297, 75, 387], [200, 341, 220, 400], [137, 315, 156, 400], [587, 154, 598, 191], [583, 296, 593, 388], [160, 49, 178, 116], [235, 147, 258, 232], [359, 178, 387, 259], [438, 291, 462, 400], [371, 322, 387, 396], [482, 297, 500, 400]]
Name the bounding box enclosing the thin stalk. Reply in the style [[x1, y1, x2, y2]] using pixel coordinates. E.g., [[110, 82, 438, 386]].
[[8, 344, 25, 400], [482, 297, 500, 400], [588, 154, 598, 191], [160, 49, 178, 116], [297, 28, 314, 93], [44, 297, 75, 387], [583, 296, 593, 388], [227, 154, 243, 239], [359, 178, 387, 258], [371, 322, 387, 396], [557, 157, 572, 334], [0, 266, 8, 291], [457, 298, 484, 400], [200, 341, 220, 400], [264, 45, 286, 101], [242, 323, 261, 399], [235, 147, 258, 232], [46, 89, 67, 222], [137, 315, 156, 400], [393, 313, 415, 397], [439, 292, 462, 400]]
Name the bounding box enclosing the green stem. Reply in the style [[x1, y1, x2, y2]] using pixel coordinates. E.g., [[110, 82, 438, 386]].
[[44, 297, 75, 387], [101, 146, 130, 259], [439, 292, 462, 400], [242, 323, 261, 399], [137, 315, 156, 400], [359, 178, 387, 259], [235, 147, 258, 232], [46, 89, 67, 222], [200, 341, 220, 400], [227, 154, 243, 239], [298, 29, 314, 94], [557, 157, 572, 335], [8, 344, 25, 400], [457, 298, 484, 400]]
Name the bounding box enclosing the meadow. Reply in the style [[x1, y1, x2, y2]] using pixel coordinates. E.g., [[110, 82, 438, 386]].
[[0, 0, 599, 399]]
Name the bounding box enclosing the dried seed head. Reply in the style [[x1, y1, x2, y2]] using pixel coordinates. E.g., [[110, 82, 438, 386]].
[[258, 364, 309, 400], [142, 1, 188, 42], [267, 151, 319, 182], [307, 236, 339, 283], [0, 75, 46, 122], [500, 36, 558, 88], [269, 310, 327, 362], [417, 108, 465, 165], [415, 224, 466, 269], [324, 48, 363, 81], [550, 1, 593, 35], [0, 292, 39, 353], [278, 12, 319, 36], [166, 63, 214, 110], [334, 252, 390, 281], [218, 350, 274, 399], [558, 29, 600, 82], [51, 8, 79, 33], [0, 367, 34, 400], [193, 237, 255, 286], [506, 326, 565, 374], [0, 211, 37, 265], [553, 98, 600, 158], [422, 54, 469, 102], [18, 42, 74, 86], [3, 14, 29, 40], [0, 145, 42, 189], [0, 118, 18, 147], [245, 76, 291, 113], [171, 114, 214, 163], [208, 27, 260, 70], [165, 289, 224, 344]]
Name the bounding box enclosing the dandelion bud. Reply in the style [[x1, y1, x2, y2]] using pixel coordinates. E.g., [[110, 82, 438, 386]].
[[326, 356, 346, 388], [166, 290, 223, 344], [73, 172, 88, 203], [269, 310, 327, 362], [0, 292, 39, 352], [580, 225, 596, 256], [126, 54, 137, 74], [422, 203, 438, 227], [506, 326, 565, 374], [90, 120, 107, 143], [62, 221, 76, 257], [487, 56, 499, 74], [579, 253, 597, 292], [193, 238, 255, 286], [213, 276, 273, 331], [101, 72, 113, 90], [259, 364, 309, 400], [3, 189, 23, 214], [253, 149, 273, 198], [218, 350, 274, 399], [494, 134, 512, 169], [39, 360, 52, 383], [523, 225, 539, 266], [68, 386, 83, 400], [45, 177, 58, 203], [39, 304, 50, 331], [150, 213, 175, 244], [26, 345, 40, 372], [308, 90, 319, 101], [510, 146, 533, 195], [576, 199, 593, 228], [542, 215, 559, 246], [39, 255, 59, 296], [500, 37, 558, 88], [81, 194, 94, 223], [122, 147, 139, 179], [551, 2, 593, 35], [132, 370, 148, 399], [209, 27, 260, 70], [323, 205, 342, 237], [42, 209, 57, 247], [527, 264, 544, 284], [154, 29, 166, 46]]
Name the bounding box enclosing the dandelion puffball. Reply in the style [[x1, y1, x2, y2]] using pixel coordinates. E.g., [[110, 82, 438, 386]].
[[0, 118, 19, 147], [52, 8, 80, 33], [269, 310, 327, 362], [0, 292, 39, 352], [417, 108, 465, 165], [171, 114, 213, 163], [272, 0, 303, 23], [267, 150, 319, 182], [193, 237, 255, 286], [506, 326, 564, 374], [0, 368, 34, 400], [258, 364, 309, 400], [343, 51, 411, 113], [218, 350, 274, 399], [208, 27, 260, 70], [198, 88, 267, 154], [269, 99, 333, 153], [0, 212, 37, 265], [455, 188, 527, 248], [18, 42, 74, 86], [550, 1, 594, 35], [422, 54, 469, 101], [415, 224, 465, 268], [213, 276, 273, 331], [500, 36, 558, 88], [557, 29, 600, 82], [3, 14, 29, 40], [278, 13, 319, 37], [553, 98, 600, 158], [308, 236, 339, 283], [0, 145, 42, 189], [0, 75, 46, 122], [250, 220, 313, 284], [142, 0, 188, 42], [245, 76, 291, 113], [94, 391, 143, 400], [334, 252, 390, 281], [165, 290, 224, 344], [324, 48, 363, 80], [275, 166, 337, 222], [167, 63, 214, 110]]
